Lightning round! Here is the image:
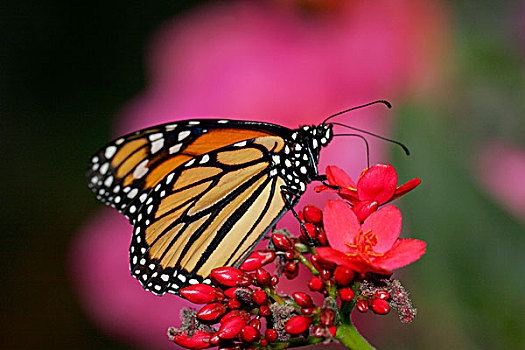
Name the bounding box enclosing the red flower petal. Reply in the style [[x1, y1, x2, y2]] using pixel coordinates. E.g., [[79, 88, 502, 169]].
[[316, 248, 391, 275], [326, 165, 357, 188], [362, 205, 402, 254], [323, 200, 360, 252], [357, 164, 397, 204], [392, 178, 422, 200], [372, 238, 426, 270], [316, 247, 353, 266]]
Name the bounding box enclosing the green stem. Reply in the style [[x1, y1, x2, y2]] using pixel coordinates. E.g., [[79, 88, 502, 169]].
[[332, 299, 375, 350], [295, 251, 319, 275], [335, 322, 375, 350]]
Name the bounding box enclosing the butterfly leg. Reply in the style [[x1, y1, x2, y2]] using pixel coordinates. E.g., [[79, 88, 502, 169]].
[[280, 186, 315, 246], [307, 148, 341, 193]]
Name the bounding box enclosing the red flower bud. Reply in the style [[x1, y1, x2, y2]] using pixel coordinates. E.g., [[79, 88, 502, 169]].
[[255, 269, 271, 287], [218, 316, 246, 339], [240, 325, 260, 342], [249, 318, 261, 331], [180, 284, 225, 304], [316, 230, 328, 246], [272, 233, 292, 251], [320, 308, 335, 326], [284, 250, 295, 260], [313, 325, 324, 337], [339, 287, 355, 302], [292, 292, 313, 308], [285, 315, 312, 335], [197, 302, 227, 321], [170, 330, 212, 349], [227, 299, 241, 309], [240, 250, 276, 271], [328, 326, 337, 337], [211, 267, 252, 287], [308, 276, 324, 292], [352, 200, 379, 222], [209, 333, 220, 345], [356, 299, 369, 313], [221, 310, 251, 323], [265, 329, 278, 343], [258, 305, 271, 316], [370, 298, 390, 315], [284, 270, 299, 280], [297, 210, 305, 222], [319, 269, 332, 280], [303, 205, 323, 224], [301, 307, 314, 315], [300, 222, 317, 241], [224, 287, 253, 299], [252, 290, 268, 305], [334, 266, 354, 286], [373, 290, 390, 300], [271, 275, 279, 286]]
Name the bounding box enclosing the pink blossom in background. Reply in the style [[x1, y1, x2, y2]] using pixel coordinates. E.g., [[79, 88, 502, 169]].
[[70, 210, 193, 349], [72, 1, 450, 348], [476, 141, 525, 221]]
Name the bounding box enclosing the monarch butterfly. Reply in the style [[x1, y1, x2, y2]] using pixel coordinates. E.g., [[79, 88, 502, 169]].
[[87, 101, 394, 295]]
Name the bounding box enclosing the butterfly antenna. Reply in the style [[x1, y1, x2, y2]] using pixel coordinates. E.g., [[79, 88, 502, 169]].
[[332, 122, 410, 156], [333, 133, 371, 168], [322, 100, 392, 125]]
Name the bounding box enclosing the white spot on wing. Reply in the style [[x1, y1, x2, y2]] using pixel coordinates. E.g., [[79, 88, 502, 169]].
[[99, 163, 109, 175], [150, 138, 164, 154], [199, 154, 210, 164], [165, 124, 177, 131], [178, 130, 191, 141], [105, 146, 117, 159], [104, 176, 113, 187], [134, 159, 149, 179], [169, 143, 182, 154], [149, 133, 163, 141], [127, 188, 138, 199]]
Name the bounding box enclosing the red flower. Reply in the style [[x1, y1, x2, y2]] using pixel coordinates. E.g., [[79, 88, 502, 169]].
[[315, 164, 421, 220], [317, 200, 426, 274]]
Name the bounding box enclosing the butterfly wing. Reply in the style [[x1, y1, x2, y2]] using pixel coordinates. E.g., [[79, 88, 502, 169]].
[[129, 136, 290, 295], [87, 120, 287, 219], [87, 120, 294, 295]]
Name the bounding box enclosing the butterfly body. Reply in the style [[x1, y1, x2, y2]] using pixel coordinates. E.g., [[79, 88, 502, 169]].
[[87, 119, 333, 295]]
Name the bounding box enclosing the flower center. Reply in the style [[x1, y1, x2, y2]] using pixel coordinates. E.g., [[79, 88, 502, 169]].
[[344, 228, 382, 259]]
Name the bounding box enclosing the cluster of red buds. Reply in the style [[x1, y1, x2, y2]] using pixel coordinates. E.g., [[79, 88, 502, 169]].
[[168, 164, 425, 349]]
